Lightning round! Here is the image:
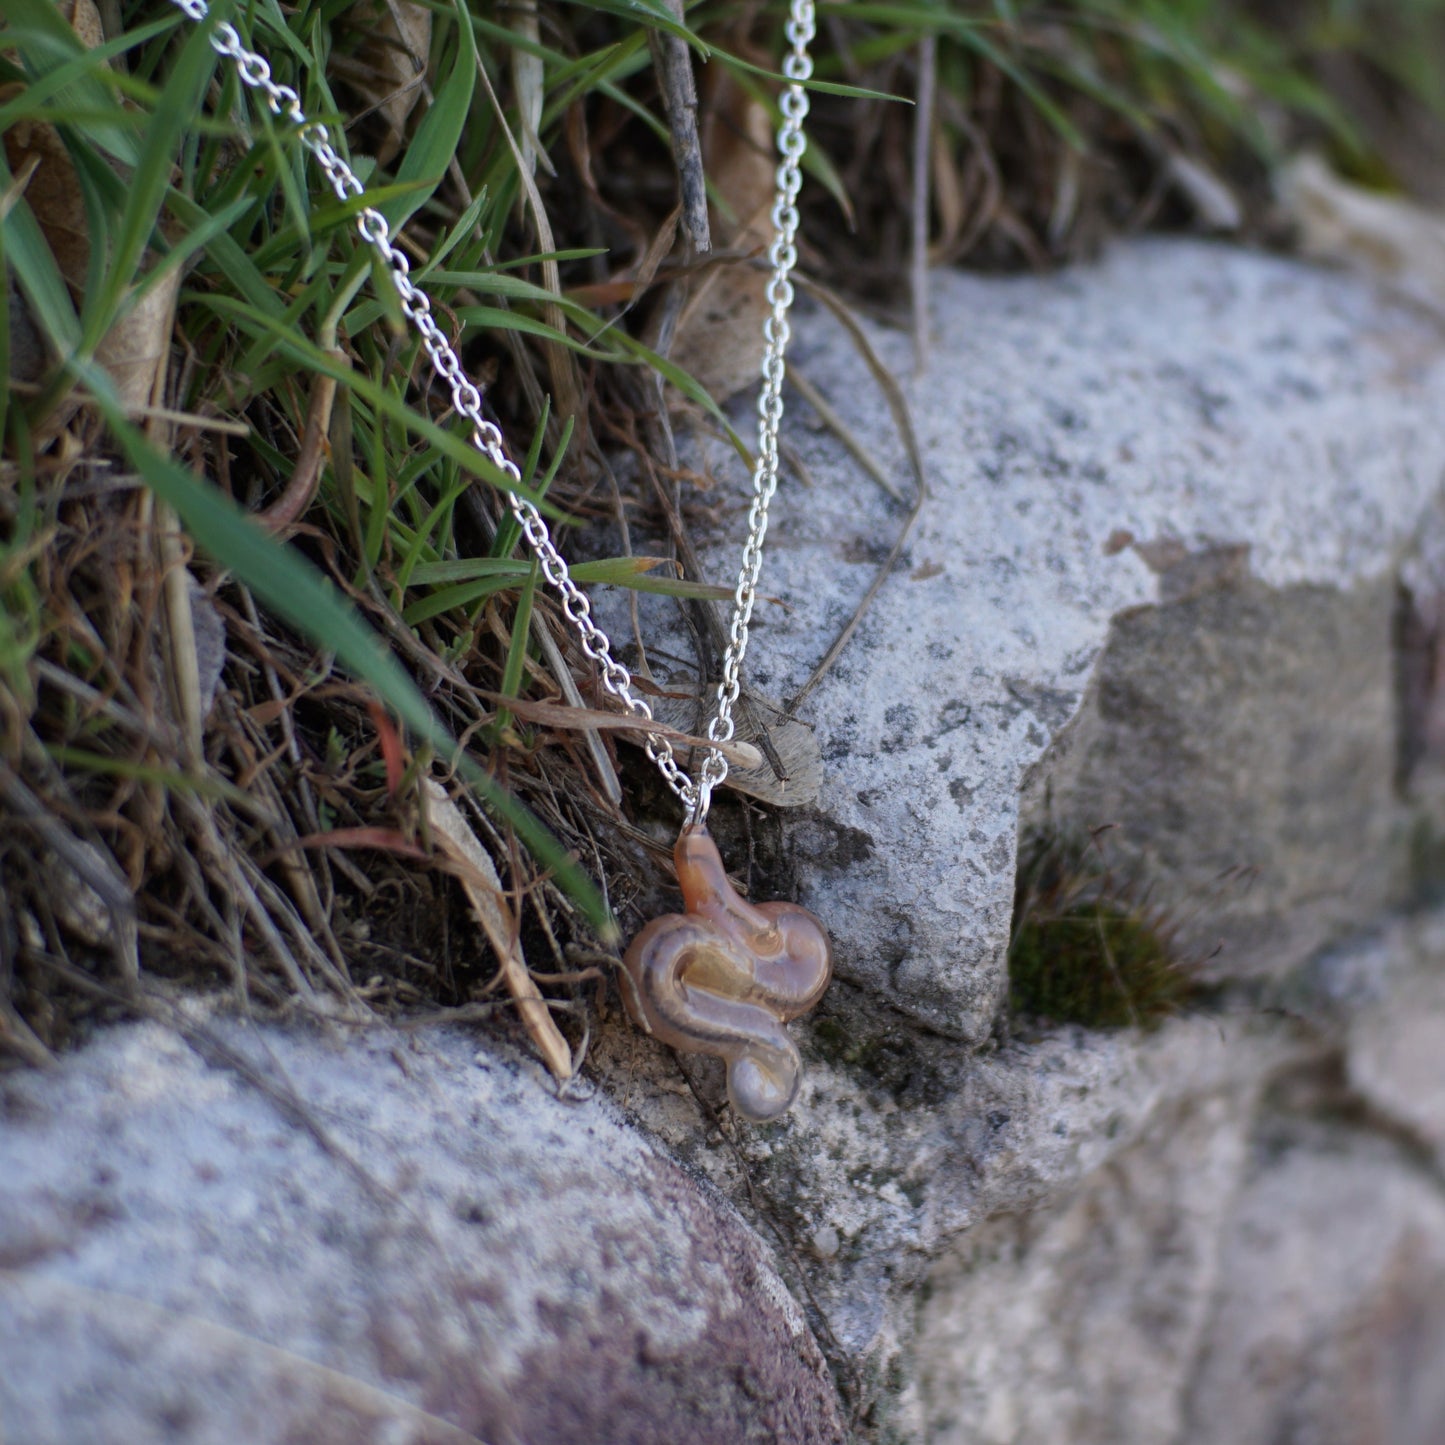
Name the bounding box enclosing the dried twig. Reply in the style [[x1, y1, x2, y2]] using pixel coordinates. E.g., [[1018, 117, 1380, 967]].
[[482, 690, 765, 770], [258, 369, 338, 535], [648, 0, 711, 254]]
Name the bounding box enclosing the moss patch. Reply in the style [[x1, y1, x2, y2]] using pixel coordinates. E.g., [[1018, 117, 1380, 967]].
[[1008, 830, 1199, 1030]]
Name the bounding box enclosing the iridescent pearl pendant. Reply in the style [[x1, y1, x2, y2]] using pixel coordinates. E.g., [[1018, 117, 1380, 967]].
[[623, 827, 832, 1122]]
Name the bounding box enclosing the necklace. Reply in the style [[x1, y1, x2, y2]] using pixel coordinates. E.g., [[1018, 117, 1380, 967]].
[[171, 0, 831, 1121]]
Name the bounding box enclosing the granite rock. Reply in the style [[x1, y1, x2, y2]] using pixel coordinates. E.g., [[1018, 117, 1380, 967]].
[[606, 238, 1445, 1040], [0, 1017, 845, 1445], [1344, 910, 1445, 1167], [593, 238, 1445, 1435], [914, 1034, 1445, 1445]]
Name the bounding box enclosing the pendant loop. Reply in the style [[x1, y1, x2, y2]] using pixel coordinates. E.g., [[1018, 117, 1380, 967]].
[[687, 749, 729, 829], [686, 780, 711, 829]]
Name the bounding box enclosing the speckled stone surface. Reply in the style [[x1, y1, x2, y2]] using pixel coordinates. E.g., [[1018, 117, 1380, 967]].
[[0, 1017, 845, 1445], [603, 238, 1445, 1040]]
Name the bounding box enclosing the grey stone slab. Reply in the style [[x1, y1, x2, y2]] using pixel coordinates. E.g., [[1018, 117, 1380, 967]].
[[913, 1026, 1445, 1445], [600, 238, 1445, 1040], [0, 1017, 845, 1445]]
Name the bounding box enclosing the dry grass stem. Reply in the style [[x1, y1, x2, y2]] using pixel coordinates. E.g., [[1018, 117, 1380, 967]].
[[787, 368, 908, 505], [421, 778, 572, 1080], [649, 0, 711, 254]]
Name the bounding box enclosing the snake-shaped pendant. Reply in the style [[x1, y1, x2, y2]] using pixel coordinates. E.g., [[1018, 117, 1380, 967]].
[[623, 826, 832, 1122]]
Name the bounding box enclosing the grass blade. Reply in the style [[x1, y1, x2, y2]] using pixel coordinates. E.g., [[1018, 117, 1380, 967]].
[[387, 1, 477, 229], [81, 10, 218, 347], [74, 361, 615, 938], [0, 158, 81, 356]]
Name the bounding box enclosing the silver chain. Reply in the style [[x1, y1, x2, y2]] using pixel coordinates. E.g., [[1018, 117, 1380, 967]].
[[171, 0, 813, 828]]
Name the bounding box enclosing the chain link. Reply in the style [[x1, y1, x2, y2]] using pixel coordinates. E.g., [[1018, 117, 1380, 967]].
[[695, 0, 814, 823], [173, 0, 813, 825]]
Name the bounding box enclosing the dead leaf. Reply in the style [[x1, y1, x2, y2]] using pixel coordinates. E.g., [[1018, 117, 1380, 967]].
[[57, 0, 104, 49], [3, 116, 89, 290], [419, 778, 573, 1081], [648, 687, 822, 808], [353, 0, 431, 165], [509, 0, 553, 179], [96, 272, 180, 411], [4, 0, 176, 416], [1165, 152, 1241, 232], [931, 121, 967, 253]]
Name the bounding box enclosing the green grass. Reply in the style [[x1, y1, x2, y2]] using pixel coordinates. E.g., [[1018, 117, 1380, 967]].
[[2, 0, 1442, 1050]]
